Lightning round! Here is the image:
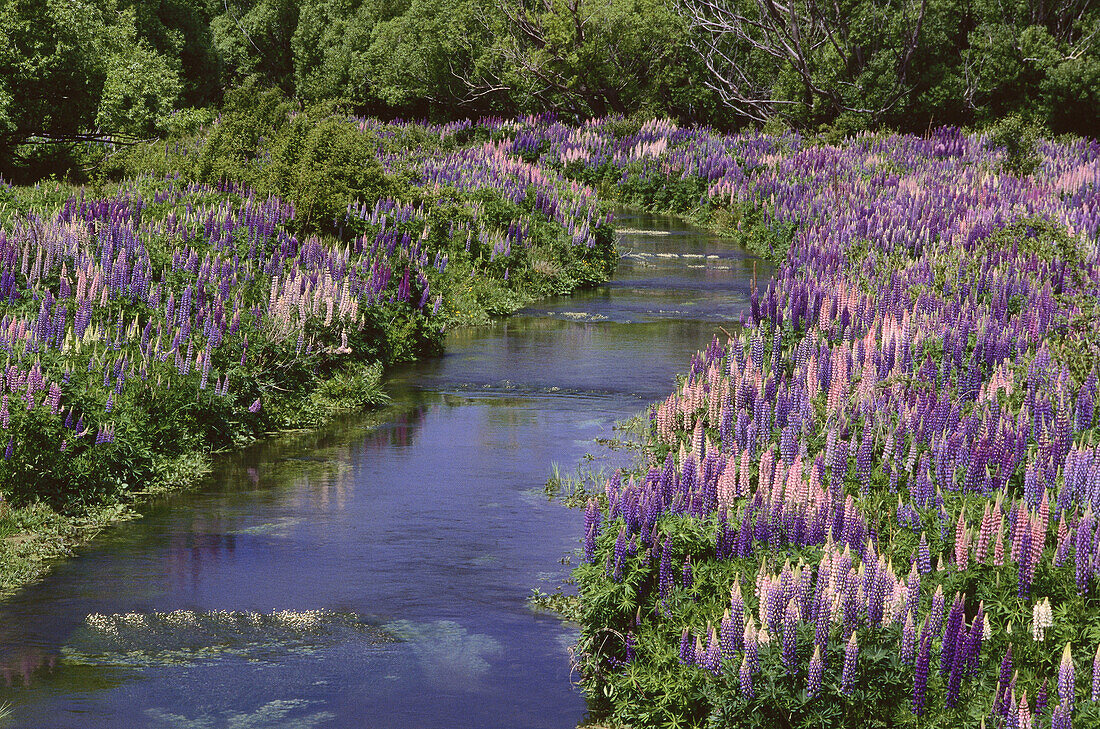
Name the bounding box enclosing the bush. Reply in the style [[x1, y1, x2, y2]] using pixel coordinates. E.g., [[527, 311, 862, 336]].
[[268, 108, 389, 234], [985, 114, 1045, 177], [192, 78, 293, 186]]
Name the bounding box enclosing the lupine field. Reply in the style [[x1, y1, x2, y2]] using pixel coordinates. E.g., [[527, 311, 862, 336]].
[[3, 110, 1100, 727], [485, 119, 1100, 727], [0, 121, 614, 506]]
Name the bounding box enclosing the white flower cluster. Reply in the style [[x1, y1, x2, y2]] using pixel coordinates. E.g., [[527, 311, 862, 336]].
[[1032, 598, 1054, 641]]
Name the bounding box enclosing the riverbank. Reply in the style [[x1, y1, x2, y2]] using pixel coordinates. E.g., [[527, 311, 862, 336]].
[[546, 123, 1100, 727], [0, 123, 617, 597]]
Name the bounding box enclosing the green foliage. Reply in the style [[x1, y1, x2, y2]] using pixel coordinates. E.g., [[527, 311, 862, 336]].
[[267, 108, 388, 232], [209, 0, 300, 90], [986, 114, 1045, 177], [366, 0, 495, 117], [111, 86, 395, 235], [96, 31, 183, 137], [192, 78, 293, 186], [3, 0, 1098, 178], [0, 0, 185, 180], [121, 0, 221, 106]]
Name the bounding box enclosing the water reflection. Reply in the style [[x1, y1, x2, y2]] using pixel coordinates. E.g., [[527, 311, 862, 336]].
[[166, 529, 237, 590], [0, 648, 56, 687], [0, 210, 767, 728]]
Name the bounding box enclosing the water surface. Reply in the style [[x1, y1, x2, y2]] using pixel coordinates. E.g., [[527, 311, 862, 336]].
[[0, 210, 762, 728]]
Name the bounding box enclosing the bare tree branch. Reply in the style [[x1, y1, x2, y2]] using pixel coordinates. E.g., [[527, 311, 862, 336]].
[[676, 0, 928, 125]]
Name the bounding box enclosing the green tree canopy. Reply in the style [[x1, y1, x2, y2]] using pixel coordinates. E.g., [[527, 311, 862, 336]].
[[0, 0, 183, 177]]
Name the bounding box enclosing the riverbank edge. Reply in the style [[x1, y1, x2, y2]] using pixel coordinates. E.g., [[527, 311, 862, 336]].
[[0, 251, 619, 602], [550, 183, 784, 729]]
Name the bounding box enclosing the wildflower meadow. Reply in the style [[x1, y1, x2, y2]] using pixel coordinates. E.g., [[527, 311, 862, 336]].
[[540, 120, 1100, 728]]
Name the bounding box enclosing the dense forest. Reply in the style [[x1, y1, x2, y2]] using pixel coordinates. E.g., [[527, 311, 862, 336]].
[[1, 0, 1098, 181]]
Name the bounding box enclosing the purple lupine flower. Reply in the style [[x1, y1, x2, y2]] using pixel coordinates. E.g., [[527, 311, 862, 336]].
[[1036, 678, 1049, 715], [930, 585, 945, 635], [1051, 702, 1071, 729], [745, 620, 759, 672], [840, 631, 858, 696], [1018, 527, 1033, 598], [623, 632, 636, 665], [682, 555, 693, 590], [940, 593, 965, 677], [702, 627, 721, 675], [813, 587, 830, 654], [912, 619, 933, 715], [782, 597, 799, 674], [766, 581, 784, 637], [807, 644, 824, 698], [996, 645, 1015, 716], [729, 581, 745, 654], [739, 653, 754, 698], [901, 612, 917, 664], [1004, 690, 1021, 729], [4, 437, 12, 460], [583, 497, 601, 546], [945, 635, 965, 709], [966, 602, 986, 675], [583, 518, 599, 564], [611, 527, 626, 581], [1060, 643, 1075, 712], [798, 563, 814, 620], [679, 627, 694, 665], [720, 610, 738, 663], [249, 397, 262, 413]]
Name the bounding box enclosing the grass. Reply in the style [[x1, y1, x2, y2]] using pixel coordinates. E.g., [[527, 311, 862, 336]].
[[0, 451, 213, 599]]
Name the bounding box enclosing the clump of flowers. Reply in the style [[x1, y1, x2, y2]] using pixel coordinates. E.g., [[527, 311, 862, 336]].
[[566, 120, 1100, 728]]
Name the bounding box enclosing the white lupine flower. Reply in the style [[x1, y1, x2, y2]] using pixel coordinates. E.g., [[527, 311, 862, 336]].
[[983, 613, 992, 640], [1032, 598, 1053, 641]]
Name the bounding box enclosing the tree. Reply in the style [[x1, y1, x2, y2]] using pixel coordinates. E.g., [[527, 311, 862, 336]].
[[674, 0, 1099, 132], [209, 0, 301, 90], [121, 0, 222, 106], [366, 0, 505, 117], [493, 0, 720, 121], [97, 28, 184, 137], [291, 0, 405, 106], [961, 0, 1100, 135], [0, 0, 182, 178], [677, 0, 930, 126]]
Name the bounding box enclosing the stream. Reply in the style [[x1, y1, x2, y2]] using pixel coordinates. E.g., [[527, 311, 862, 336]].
[[0, 210, 762, 728]]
